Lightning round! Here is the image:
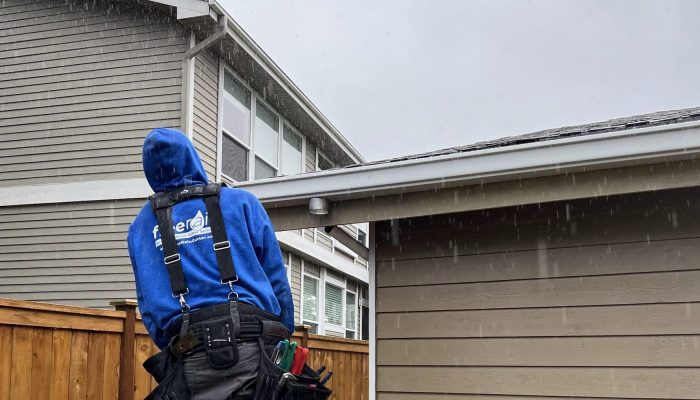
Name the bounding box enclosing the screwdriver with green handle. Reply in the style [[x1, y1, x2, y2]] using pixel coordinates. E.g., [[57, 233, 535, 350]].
[[279, 341, 297, 371]]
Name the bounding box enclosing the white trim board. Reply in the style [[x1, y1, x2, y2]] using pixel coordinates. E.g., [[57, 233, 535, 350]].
[[276, 231, 369, 283], [368, 221, 377, 400], [0, 179, 151, 207]]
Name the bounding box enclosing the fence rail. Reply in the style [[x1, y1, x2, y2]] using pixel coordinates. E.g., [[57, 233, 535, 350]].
[[0, 297, 368, 400]]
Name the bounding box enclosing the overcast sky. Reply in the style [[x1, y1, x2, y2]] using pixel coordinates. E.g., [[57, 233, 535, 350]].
[[220, 0, 700, 161]]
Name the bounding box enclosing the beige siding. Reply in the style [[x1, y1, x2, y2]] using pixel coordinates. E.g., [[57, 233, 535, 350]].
[[375, 188, 700, 399], [0, 199, 144, 308], [192, 49, 219, 181], [289, 253, 302, 324], [0, 0, 187, 186], [315, 229, 333, 252], [305, 139, 316, 172]]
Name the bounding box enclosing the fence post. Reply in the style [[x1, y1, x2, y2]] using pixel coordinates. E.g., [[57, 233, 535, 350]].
[[112, 299, 138, 400], [295, 324, 310, 348]]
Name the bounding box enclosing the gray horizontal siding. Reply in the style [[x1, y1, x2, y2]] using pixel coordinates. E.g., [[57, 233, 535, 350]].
[[0, 199, 144, 309], [192, 48, 219, 181], [375, 189, 700, 399], [0, 0, 188, 187]]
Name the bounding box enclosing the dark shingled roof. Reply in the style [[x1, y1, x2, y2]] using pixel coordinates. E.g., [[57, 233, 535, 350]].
[[349, 106, 700, 168]]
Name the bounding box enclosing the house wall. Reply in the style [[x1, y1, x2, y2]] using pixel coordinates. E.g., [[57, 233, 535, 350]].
[[0, 199, 143, 308], [0, 0, 188, 187], [374, 187, 700, 399]]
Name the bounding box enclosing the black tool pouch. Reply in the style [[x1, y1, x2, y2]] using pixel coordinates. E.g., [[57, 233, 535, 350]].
[[143, 348, 190, 400], [254, 338, 285, 400], [143, 348, 176, 383], [203, 317, 240, 369], [274, 365, 332, 400]]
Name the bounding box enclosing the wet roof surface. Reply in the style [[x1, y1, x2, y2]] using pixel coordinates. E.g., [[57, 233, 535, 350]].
[[347, 106, 700, 168]]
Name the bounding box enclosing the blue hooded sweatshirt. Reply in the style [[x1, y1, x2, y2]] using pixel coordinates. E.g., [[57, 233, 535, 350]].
[[127, 128, 294, 349]]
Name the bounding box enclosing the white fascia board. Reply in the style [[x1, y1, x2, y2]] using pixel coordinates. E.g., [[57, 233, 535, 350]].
[[208, 1, 364, 164], [237, 120, 700, 206], [148, 0, 210, 19], [276, 231, 369, 283], [0, 178, 152, 207]]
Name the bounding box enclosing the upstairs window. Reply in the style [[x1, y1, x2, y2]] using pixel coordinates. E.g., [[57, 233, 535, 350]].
[[254, 100, 279, 179], [281, 125, 303, 176], [220, 67, 308, 182], [222, 72, 251, 181]]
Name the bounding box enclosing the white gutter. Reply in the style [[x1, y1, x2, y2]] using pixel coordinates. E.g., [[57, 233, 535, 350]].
[[149, 0, 210, 19], [236, 120, 700, 206], [208, 1, 365, 164]]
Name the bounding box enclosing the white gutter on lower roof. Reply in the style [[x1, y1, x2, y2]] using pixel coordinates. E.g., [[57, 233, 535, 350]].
[[236, 120, 700, 207]]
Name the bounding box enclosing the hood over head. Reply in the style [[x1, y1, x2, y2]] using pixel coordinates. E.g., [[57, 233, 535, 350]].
[[142, 128, 208, 192]]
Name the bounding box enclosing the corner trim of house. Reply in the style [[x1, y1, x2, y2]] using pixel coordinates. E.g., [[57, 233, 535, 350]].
[[368, 221, 377, 400]]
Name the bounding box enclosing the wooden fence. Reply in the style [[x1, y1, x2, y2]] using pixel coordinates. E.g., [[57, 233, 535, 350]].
[[0, 298, 368, 400]]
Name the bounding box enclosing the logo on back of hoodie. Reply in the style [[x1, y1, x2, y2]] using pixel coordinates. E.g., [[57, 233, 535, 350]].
[[152, 210, 212, 248]]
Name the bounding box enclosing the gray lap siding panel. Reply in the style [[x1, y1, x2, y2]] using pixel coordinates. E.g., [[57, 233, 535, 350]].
[[0, 0, 188, 187], [375, 187, 700, 399], [0, 199, 144, 309]]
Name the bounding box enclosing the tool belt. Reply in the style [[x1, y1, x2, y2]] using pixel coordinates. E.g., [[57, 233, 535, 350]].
[[168, 302, 289, 357]]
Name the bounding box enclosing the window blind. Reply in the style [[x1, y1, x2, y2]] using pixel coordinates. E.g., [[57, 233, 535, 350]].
[[325, 283, 343, 326]]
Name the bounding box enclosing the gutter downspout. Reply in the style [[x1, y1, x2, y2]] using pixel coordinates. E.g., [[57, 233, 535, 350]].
[[180, 15, 228, 137]]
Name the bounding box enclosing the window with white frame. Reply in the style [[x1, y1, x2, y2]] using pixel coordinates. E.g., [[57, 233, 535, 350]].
[[324, 282, 343, 327], [220, 68, 305, 182], [345, 290, 357, 339], [221, 72, 251, 182], [302, 274, 319, 333], [281, 125, 303, 176], [254, 100, 279, 179]]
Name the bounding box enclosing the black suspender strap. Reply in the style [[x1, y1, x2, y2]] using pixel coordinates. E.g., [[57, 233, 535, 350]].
[[149, 183, 238, 304], [153, 205, 189, 298], [204, 193, 238, 286]]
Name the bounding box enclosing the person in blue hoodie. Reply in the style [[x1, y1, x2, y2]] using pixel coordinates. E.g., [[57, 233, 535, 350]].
[[128, 127, 294, 399]]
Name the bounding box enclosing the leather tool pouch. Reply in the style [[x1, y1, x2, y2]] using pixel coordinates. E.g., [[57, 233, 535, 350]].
[[203, 317, 239, 369]]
